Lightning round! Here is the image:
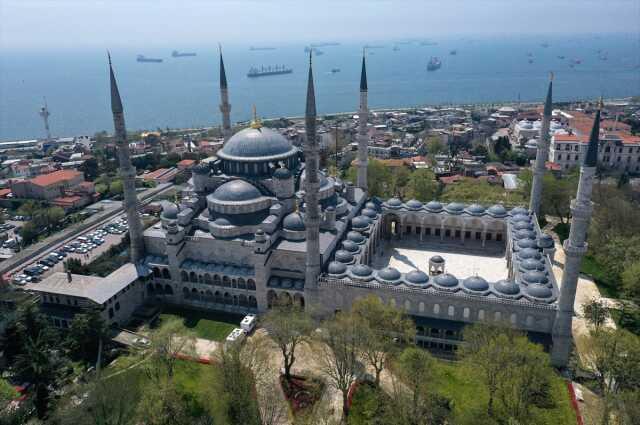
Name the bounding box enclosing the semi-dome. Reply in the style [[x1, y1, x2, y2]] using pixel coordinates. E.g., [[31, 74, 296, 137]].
[[434, 273, 459, 288], [522, 271, 549, 285], [465, 203, 486, 216], [526, 284, 553, 299], [510, 207, 529, 216], [213, 217, 232, 226], [538, 234, 555, 249], [218, 127, 297, 161], [273, 166, 292, 180], [487, 204, 508, 217], [347, 231, 366, 244], [377, 267, 401, 282], [463, 276, 490, 292], [406, 270, 429, 285], [494, 280, 520, 295], [162, 202, 179, 220], [425, 201, 444, 212], [520, 258, 546, 271], [211, 180, 262, 202], [351, 216, 371, 229], [386, 198, 402, 208], [327, 261, 347, 275], [518, 248, 542, 260], [430, 255, 445, 263], [283, 212, 305, 231], [335, 250, 355, 263], [445, 202, 465, 214], [341, 240, 360, 253], [362, 208, 378, 218], [406, 199, 423, 209], [351, 264, 373, 277]]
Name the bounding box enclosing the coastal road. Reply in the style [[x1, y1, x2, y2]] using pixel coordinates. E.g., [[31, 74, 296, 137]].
[[1, 183, 175, 283]]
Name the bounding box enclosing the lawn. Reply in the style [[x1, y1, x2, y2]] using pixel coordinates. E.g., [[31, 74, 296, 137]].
[[156, 307, 243, 341], [580, 255, 620, 299]]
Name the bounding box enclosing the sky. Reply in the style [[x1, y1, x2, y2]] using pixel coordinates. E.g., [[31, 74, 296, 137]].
[[1, 0, 639, 49]]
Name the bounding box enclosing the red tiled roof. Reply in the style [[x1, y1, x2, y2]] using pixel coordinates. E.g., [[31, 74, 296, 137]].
[[553, 134, 581, 142], [0, 189, 12, 198], [546, 162, 562, 171], [52, 196, 83, 206], [177, 159, 196, 166], [29, 170, 82, 187]]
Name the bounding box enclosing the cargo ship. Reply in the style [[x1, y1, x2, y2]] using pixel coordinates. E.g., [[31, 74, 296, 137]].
[[247, 65, 293, 78], [427, 56, 441, 71], [137, 55, 163, 63], [172, 50, 196, 57]]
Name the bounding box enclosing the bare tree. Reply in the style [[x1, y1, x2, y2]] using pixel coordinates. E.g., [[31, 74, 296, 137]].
[[145, 318, 196, 383], [262, 301, 314, 381]]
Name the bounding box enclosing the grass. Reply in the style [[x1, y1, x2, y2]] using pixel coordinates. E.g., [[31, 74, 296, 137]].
[[156, 307, 243, 341], [580, 255, 620, 299], [434, 361, 576, 425]]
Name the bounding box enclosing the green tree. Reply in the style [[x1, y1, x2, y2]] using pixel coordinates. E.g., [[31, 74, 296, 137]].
[[136, 378, 191, 425], [426, 137, 446, 157], [406, 169, 438, 202], [0, 379, 18, 407], [109, 180, 124, 197], [622, 262, 640, 302], [540, 171, 578, 224], [65, 309, 109, 365], [262, 301, 313, 381], [80, 157, 100, 181], [582, 298, 610, 330], [351, 295, 416, 387]]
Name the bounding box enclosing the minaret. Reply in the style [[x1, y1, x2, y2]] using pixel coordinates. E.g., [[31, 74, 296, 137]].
[[356, 51, 369, 192], [39, 98, 52, 142], [551, 102, 601, 368], [219, 46, 232, 141], [304, 52, 321, 288], [108, 54, 145, 264], [529, 73, 553, 217]]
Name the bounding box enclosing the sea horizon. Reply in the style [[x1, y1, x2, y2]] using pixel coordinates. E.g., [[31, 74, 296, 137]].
[[1, 33, 639, 142]]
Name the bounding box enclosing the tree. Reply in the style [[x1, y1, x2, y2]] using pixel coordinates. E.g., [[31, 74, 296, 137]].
[[426, 137, 446, 157], [493, 136, 511, 159], [622, 262, 640, 302], [144, 319, 196, 384], [315, 312, 365, 418], [0, 379, 17, 407], [390, 167, 411, 197], [351, 295, 416, 386], [582, 298, 609, 330], [109, 180, 124, 197], [80, 157, 100, 181], [406, 169, 438, 202], [137, 378, 191, 425], [262, 301, 313, 381], [540, 172, 578, 224], [65, 309, 109, 365]]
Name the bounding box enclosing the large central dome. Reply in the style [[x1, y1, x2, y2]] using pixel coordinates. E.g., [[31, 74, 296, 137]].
[[218, 127, 298, 162]]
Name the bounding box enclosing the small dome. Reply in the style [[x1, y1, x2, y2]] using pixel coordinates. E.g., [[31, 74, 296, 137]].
[[283, 212, 305, 231], [406, 270, 429, 285], [520, 258, 546, 271], [341, 240, 360, 253], [514, 221, 534, 231], [365, 202, 379, 211], [515, 230, 537, 240], [522, 271, 549, 285], [212, 180, 262, 202], [328, 261, 347, 275], [518, 248, 542, 260], [362, 208, 377, 218], [510, 207, 529, 216], [351, 216, 371, 229], [538, 234, 554, 249], [425, 201, 444, 212], [465, 203, 486, 216], [162, 202, 179, 220], [347, 231, 366, 244], [430, 255, 445, 264], [406, 199, 423, 209], [273, 167, 292, 180], [511, 214, 531, 223], [463, 276, 490, 292], [517, 239, 538, 250], [445, 202, 465, 214], [219, 127, 296, 161], [526, 284, 553, 299], [335, 250, 355, 263], [494, 280, 520, 295], [256, 229, 264, 235], [377, 267, 401, 282], [487, 204, 508, 217], [434, 273, 459, 288], [326, 206, 335, 212], [386, 198, 402, 208], [351, 264, 373, 277], [213, 217, 232, 226]]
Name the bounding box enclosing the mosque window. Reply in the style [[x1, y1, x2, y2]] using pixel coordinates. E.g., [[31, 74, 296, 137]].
[[510, 313, 517, 324], [494, 311, 501, 321], [447, 306, 455, 317], [526, 316, 534, 327], [478, 309, 485, 320], [419, 302, 425, 313], [463, 307, 470, 319], [404, 300, 411, 311], [433, 304, 440, 315]]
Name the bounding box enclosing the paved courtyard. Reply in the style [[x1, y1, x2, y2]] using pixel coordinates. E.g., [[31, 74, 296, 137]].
[[372, 238, 509, 282]]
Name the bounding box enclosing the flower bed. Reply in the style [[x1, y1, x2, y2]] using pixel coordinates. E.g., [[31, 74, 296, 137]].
[[279, 374, 325, 414]]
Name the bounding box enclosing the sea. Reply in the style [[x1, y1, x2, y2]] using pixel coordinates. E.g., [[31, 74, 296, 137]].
[[1, 34, 639, 141]]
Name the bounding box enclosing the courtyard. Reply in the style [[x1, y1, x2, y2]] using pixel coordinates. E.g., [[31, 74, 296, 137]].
[[372, 237, 509, 282]]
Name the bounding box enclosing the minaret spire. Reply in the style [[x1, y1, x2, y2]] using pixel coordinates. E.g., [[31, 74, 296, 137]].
[[108, 54, 145, 264], [529, 72, 554, 216], [39, 97, 52, 142], [219, 45, 232, 141], [304, 50, 321, 288], [356, 49, 369, 192], [551, 102, 601, 368]]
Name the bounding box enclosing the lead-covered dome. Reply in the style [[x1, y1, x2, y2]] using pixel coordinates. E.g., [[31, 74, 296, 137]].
[[494, 279, 520, 296], [406, 270, 429, 285], [283, 212, 305, 231], [377, 267, 401, 282], [211, 180, 262, 202], [463, 276, 490, 292], [434, 273, 459, 288], [161, 202, 179, 220], [218, 127, 297, 161]]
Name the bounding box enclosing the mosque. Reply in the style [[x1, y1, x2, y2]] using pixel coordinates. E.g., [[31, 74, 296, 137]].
[[30, 52, 601, 368]]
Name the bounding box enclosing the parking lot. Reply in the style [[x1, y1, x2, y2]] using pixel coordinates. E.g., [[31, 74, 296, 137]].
[[11, 216, 130, 286]]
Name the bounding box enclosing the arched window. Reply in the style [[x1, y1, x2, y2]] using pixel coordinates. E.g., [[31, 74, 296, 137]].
[[153, 267, 160, 278], [494, 311, 502, 321], [214, 291, 222, 303], [478, 309, 485, 320], [232, 279, 237, 289], [419, 302, 425, 313], [237, 278, 246, 289], [164, 285, 173, 295], [463, 307, 470, 319], [162, 269, 171, 279], [204, 274, 212, 285], [267, 290, 277, 308], [404, 300, 411, 312], [249, 296, 258, 308], [447, 305, 455, 317], [198, 275, 204, 284], [223, 292, 232, 305], [433, 304, 440, 315], [247, 279, 256, 290], [222, 276, 231, 287], [280, 292, 293, 306], [181, 271, 188, 282], [214, 275, 221, 285], [239, 294, 248, 307], [510, 313, 517, 325], [115, 302, 120, 311], [189, 272, 197, 283]]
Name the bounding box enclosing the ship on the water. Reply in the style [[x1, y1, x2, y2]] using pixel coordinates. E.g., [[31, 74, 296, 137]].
[[172, 50, 196, 57], [137, 55, 163, 63], [427, 56, 442, 71], [247, 65, 293, 78], [249, 46, 276, 51], [330, 68, 341, 73], [449, 49, 457, 55]]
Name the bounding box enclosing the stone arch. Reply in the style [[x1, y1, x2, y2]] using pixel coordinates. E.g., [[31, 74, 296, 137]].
[[223, 276, 231, 287], [404, 300, 411, 312], [164, 285, 173, 295], [463, 307, 470, 319], [384, 213, 401, 239], [198, 274, 204, 284], [248, 279, 256, 290], [223, 292, 232, 305], [238, 278, 246, 290], [293, 293, 305, 309], [189, 272, 197, 283], [181, 271, 188, 282], [248, 296, 257, 308], [214, 291, 222, 303], [214, 274, 221, 285], [232, 279, 237, 289], [204, 274, 212, 285], [267, 290, 278, 308], [205, 290, 213, 299], [153, 267, 161, 278], [447, 305, 455, 317], [280, 291, 293, 306], [433, 304, 440, 315], [419, 302, 425, 313], [162, 269, 171, 279]]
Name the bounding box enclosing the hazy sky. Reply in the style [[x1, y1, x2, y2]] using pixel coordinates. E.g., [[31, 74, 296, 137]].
[[2, 0, 639, 49]]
